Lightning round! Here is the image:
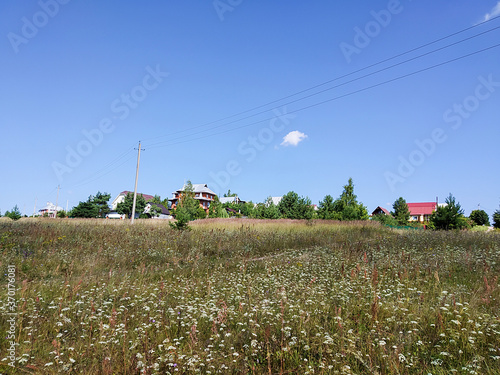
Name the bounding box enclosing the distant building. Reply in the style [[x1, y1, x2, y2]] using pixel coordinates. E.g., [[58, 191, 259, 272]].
[[169, 183, 216, 213], [111, 191, 155, 210], [269, 197, 282, 206], [38, 202, 63, 218], [219, 196, 245, 205], [372, 206, 391, 216], [144, 203, 171, 219], [407, 202, 438, 223]]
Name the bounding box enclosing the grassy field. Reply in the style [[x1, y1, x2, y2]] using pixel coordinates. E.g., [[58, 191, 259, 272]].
[[0, 218, 499, 374]]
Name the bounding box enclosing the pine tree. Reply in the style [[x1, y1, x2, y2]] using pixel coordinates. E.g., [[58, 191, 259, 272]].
[[429, 194, 467, 230], [392, 197, 410, 225], [332, 178, 368, 221]]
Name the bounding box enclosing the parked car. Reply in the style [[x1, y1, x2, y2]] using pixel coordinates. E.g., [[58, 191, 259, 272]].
[[106, 212, 125, 219]]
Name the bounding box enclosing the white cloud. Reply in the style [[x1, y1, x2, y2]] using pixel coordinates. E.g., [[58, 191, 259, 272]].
[[280, 130, 308, 147], [483, 1, 500, 21]]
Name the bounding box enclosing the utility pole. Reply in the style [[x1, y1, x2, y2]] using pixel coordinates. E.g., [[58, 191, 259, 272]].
[[33, 197, 37, 217], [54, 185, 60, 218], [131, 141, 144, 224]]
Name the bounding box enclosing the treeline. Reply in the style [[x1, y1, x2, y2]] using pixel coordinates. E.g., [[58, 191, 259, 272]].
[[206, 178, 368, 221]]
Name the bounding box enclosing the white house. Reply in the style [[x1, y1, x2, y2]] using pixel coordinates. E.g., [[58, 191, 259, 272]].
[[38, 202, 63, 218], [111, 191, 155, 210]]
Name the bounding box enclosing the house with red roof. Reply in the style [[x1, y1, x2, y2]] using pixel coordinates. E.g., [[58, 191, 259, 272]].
[[371, 206, 391, 216], [407, 202, 438, 223]]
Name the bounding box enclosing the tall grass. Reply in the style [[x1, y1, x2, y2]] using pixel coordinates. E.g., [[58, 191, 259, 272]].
[[0, 218, 499, 374]]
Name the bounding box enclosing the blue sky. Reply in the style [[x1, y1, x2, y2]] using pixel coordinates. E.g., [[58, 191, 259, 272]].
[[1, 0, 499, 218]]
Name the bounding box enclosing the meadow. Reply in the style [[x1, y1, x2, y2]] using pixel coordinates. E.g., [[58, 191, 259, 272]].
[[0, 218, 499, 374]]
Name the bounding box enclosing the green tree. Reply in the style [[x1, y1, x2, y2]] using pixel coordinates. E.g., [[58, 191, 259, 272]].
[[116, 193, 146, 219], [169, 206, 191, 230], [429, 194, 467, 230], [332, 178, 368, 221], [263, 197, 281, 219], [57, 210, 67, 218], [493, 209, 500, 229], [239, 201, 255, 217], [70, 200, 98, 218], [217, 205, 230, 218], [277, 192, 314, 220], [223, 190, 237, 197], [71, 192, 111, 218], [469, 209, 490, 226], [318, 195, 336, 220], [147, 204, 163, 218], [172, 180, 201, 221], [151, 195, 162, 204], [93, 192, 111, 218], [5, 205, 22, 221], [392, 197, 410, 225], [372, 212, 397, 226]]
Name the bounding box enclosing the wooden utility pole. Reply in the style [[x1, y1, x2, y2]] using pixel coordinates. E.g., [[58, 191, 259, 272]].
[[131, 141, 143, 224]]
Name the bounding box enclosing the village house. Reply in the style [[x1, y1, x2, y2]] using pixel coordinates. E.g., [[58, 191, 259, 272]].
[[372, 202, 445, 223], [219, 196, 245, 205], [407, 202, 438, 223], [169, 183, 216, 213], [371, 206, 391, 216], [38, 202, 63, 218], [111, 191, 155, 210]]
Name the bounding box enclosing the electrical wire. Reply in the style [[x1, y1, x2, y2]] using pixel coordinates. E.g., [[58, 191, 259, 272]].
[[67, 145, 136, 189], [145, 25, 500, 148], [141, 16, 500, 144], [146, 42, 500, 150]]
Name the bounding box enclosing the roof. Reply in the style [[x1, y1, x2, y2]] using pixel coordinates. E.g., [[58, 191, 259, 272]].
[[407, 202, 437, 215], [372, 206, 391, 215], [269, 197, 282, 206], [219, 196, 239, 204], [146, 203, 170, 215], [119, 191, 155, 201], [39, 202, 63, 211], [173, 184, 216, 196]]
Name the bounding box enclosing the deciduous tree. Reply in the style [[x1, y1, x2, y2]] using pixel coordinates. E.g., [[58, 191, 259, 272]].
[[278, 192, 313, 220], [469, 209, 490, 226], [493, 209, 500, 229]]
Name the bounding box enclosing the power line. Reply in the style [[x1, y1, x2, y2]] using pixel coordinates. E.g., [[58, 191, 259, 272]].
[[141, 16, 500, 145], [70, 153, 136, 189], [145, 26, 500, 148], [68, 145, 136, 189], [145, 42, 500, 150]]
